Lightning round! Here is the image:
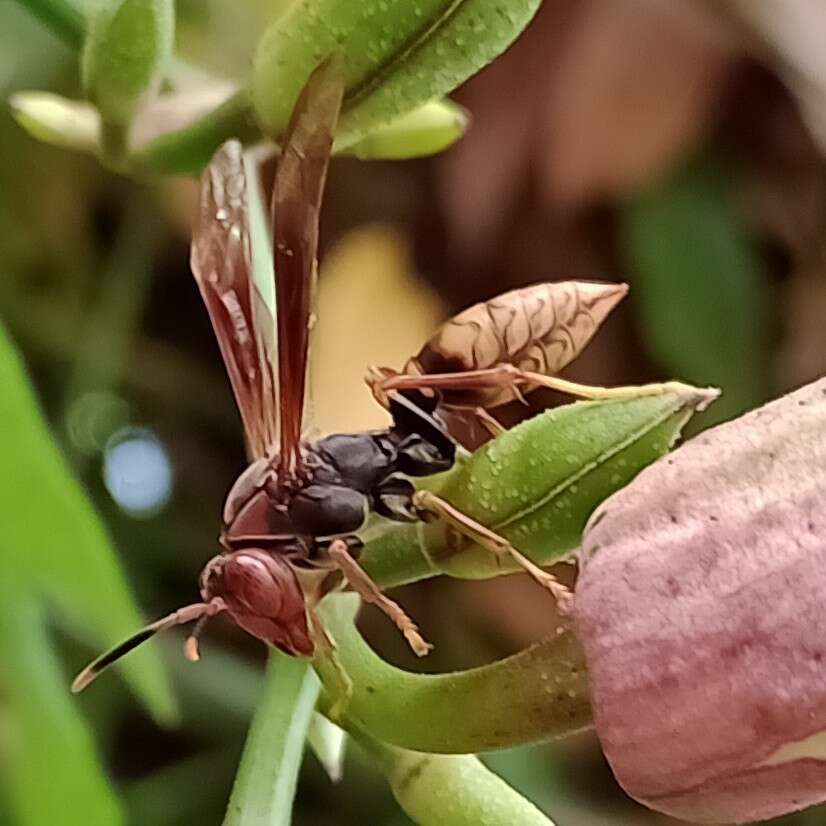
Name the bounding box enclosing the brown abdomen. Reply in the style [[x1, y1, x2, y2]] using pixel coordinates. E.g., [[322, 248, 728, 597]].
[[412, 281, 627, 408]]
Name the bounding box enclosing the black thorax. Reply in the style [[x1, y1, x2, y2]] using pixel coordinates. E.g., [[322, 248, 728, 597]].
[[221, 391, 455, 556]]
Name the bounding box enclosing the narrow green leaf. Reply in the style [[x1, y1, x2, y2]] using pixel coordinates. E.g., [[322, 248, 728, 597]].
[[621, 158, 769, 425], [9, 90, 100, 154], [0, 591, 124, 826], [306, 712, 347, 783], [224, 651, 320, 826], [11, 0, 86, 50], [314, 594, 590, 754], [252, 0, 542, 147], [359, 383, 717, 586], [0, 320, 175, 721], [343, 98, 469, 160], [82, 0, 175, 126]]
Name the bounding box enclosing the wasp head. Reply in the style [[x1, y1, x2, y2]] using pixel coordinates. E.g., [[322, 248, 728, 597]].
[[199, 550, 314, 657]]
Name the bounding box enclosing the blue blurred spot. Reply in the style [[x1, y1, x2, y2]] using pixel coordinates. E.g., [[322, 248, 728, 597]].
[[103, 428, 173, 517]]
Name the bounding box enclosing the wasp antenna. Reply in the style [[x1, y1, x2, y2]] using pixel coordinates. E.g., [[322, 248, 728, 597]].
[[184, 635, 201, 663], [183, 613, 211, 662], [72, 602, 221, 693]]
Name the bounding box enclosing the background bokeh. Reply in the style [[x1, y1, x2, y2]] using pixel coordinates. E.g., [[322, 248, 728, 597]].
[[2, 1, 826, 824]]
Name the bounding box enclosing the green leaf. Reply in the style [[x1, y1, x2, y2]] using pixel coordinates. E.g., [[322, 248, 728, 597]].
[[359, 383, 717, 587], [252, 0, 542, 147], [82, 0, 175, 126], [131, 92, 469, 176], [0, 320, 175, 720], [621, 157, 769, 425], [314, 594, 590, 754], [0, 592, 124, 826], [9, 90, 100, 154], [223, 651, 320, 826], [343, 98, 468, 160]]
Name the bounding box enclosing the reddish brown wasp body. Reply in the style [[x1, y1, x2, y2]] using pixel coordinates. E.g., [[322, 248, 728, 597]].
[[73, 62, 625, 695], [73, 61, 458, 692]]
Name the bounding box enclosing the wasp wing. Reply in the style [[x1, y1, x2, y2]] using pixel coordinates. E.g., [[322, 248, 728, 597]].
[[191, 141, 279, 460], [272, 58, 344, 475]]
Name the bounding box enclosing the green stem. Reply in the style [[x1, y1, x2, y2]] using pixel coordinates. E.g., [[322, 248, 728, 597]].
[[314, 595, 592, 754], [12, 0, 85, 50], [130, 89, 259, 176], [351, 726, 557, 826], [61, 203, 155, 468], [223, 651, 319, 826], [100, 119, 130, 171]]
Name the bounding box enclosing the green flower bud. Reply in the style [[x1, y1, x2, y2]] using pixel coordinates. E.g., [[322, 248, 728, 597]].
[[343, 98, 468, 160]]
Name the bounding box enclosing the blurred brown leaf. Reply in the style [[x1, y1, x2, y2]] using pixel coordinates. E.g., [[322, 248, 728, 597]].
[[542, 0, 738, 207], [435, 1, 578, 269], [731, 72, 826, 258], [777, 265, 826, 388], [725, 0, 826, 152]]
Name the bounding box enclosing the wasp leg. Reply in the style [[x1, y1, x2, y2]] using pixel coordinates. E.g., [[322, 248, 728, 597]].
[[373, 475, 418, 522], [472, 406, 506, 437], [326, 538, 433, 657], [309, 610, 353, 722], [413, 490, 574, 615], [374, 363, 695, 403], [437, 405, 506, 439]]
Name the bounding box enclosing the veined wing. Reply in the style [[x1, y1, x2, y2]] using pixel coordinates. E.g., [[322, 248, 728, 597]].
[[191, 141, 279, 460], [272, 57, 344, 475]]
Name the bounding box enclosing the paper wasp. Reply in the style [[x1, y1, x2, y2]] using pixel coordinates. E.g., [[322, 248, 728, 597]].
[[73, 60, 625, 694]]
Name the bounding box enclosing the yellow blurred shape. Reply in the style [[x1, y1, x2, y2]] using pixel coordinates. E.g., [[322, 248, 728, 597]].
[[311, 225, 445, 434]]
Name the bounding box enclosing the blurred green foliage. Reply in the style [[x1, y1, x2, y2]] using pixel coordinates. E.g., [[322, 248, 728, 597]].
[[622, 157, 769, 426], [0, 321, 173, 824]]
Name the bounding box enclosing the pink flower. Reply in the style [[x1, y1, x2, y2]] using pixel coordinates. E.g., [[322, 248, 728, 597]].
[[576, 378, 826, 823]]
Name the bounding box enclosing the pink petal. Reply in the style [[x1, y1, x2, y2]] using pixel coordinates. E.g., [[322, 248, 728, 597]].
[[576, 377, 826, 823]]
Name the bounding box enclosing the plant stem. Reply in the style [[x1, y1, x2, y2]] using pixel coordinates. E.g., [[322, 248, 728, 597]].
[[130, 89, 259, 176], [314, 595, 592, 754], [351, 725, 557, 826], [223, 651, 319, 826], [61, 202, 155, 471], [100, 119, 131, 171], [13, 0, 85, 50]]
